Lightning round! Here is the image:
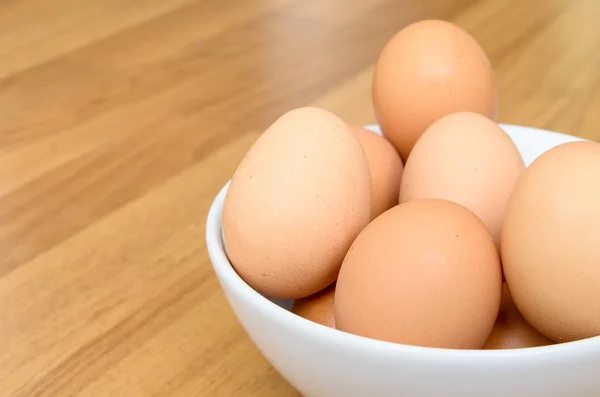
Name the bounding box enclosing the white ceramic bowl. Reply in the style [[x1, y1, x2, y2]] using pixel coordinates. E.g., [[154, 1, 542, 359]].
[[206, 124, 600, 397]]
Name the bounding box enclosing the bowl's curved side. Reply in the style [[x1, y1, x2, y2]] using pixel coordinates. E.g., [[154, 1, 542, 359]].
[[205, 126, 600, 397]]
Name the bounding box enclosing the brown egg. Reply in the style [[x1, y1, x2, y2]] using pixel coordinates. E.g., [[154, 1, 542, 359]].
[[353, 126, 404, 219], [223, 107, 371, 299], [335, 199, 502, 349], [373, 19, 498, 161], [291, 283, 336, 328], [502, 140, 600, 343], [399, 112, 525, 249], [483, 283, 554, 349]]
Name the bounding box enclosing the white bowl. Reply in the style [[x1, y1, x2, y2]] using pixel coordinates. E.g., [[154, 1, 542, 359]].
[[206, 124, 600, 397]]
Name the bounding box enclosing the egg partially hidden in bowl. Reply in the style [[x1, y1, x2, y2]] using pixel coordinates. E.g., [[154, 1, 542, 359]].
[[483, 283, 554, 349], [399, 112, 525, 250], [352, 126, 404, 220], [291, 283, 336, 328], [373, 19, 498, 161], [335, 198, 502, 349]]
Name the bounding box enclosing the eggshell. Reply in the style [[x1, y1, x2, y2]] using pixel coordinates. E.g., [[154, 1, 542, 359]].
[[483, 283, 554, 349], [335, 199, 502, 349], [502, 140, 600, 343], [222, 107, 371, 299], [373, 19, 498, 161], [353, 126, 404, 219], [291, 283, 336, 328], [399, 112, 525, 249]]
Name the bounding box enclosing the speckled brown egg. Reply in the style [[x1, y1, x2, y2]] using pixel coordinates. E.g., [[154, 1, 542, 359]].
[[291, 283, 336, 328], [483, 283, 554, 349], [399, 112, 525, 249], [222, 107, 371, 299], [353, 126, 404, 219], [373, 19, 498, 161], [335, 199, 502, 349], [502, 140, 600, 343]]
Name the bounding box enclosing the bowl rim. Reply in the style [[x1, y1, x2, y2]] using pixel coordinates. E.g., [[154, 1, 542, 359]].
[[205, 123, 600, 359]]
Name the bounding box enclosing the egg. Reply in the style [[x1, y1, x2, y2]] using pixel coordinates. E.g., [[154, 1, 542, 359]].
[[335, 199, 502, 349], [373, 19, 498, 161], [222, 107, 371, 299], [352, 126, 404, 219], [502, 140, 600, 343], [483, 283, 554, 349], [291, 283, 336, 328], [399, 112, 525, 249]]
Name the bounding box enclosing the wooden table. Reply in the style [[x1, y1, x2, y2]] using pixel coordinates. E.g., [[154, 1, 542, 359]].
[[1, 0, 599, 395]]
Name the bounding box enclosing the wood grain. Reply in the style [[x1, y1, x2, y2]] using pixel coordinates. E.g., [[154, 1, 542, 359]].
[[1, 0, 599, 395]]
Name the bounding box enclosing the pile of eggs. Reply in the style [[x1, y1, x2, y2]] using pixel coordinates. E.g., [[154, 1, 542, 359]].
[[222, 19, 600, 350]]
